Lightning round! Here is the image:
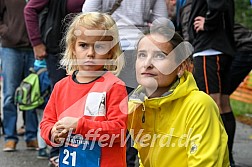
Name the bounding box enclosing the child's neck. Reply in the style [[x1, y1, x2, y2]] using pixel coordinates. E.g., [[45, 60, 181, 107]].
[[75, 70, 105, 83]]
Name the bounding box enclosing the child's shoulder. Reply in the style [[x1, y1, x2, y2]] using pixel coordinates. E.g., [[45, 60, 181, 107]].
[[54, 75, 71, 87]]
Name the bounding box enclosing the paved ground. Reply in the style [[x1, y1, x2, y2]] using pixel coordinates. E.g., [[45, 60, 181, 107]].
[[0, 120, 251, 167], [0, 137, 48, 167], [233, 121, 252, 167], [0, 111, 48, 167]]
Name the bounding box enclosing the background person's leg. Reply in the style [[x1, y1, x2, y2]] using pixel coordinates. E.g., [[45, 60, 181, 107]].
[[219, 55, 236, 166], [23, 50, 38, 149], [228, 52, 252, 94], [1, 48, 30, 151], [36, 109, 49, 159], [193, 55, 236, 165]]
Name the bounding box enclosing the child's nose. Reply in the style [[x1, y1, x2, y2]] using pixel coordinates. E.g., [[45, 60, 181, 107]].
[[87, 46, 95, 58]]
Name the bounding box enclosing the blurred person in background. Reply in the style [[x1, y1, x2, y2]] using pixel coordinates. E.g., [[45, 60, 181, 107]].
[[0, 0, 38, 152], [188, 0, 236, 166], [24, 0, 85, 166]]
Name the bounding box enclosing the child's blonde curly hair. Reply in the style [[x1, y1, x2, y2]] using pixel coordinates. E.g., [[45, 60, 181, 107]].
[[60, 12, 124, 76]]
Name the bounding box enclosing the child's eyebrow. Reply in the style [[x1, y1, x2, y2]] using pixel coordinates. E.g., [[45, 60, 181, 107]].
[[100, 36, 114, 41], [77, 40, 86, 43], [76, 39, 87, 43]]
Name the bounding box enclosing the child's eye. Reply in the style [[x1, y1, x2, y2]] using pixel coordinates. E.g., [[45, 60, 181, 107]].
[[94, 44, 109, 55], [95, 44, 105, 50], [79, 43, 88, 48], [137, 53, 147, 59], [153, 53, 166, 60]]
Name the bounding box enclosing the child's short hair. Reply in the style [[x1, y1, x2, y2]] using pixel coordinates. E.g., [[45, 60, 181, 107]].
[[60, 12, 124, 76]]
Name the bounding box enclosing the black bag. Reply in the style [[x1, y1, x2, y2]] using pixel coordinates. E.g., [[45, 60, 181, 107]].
[[40, 0, 68, 54]]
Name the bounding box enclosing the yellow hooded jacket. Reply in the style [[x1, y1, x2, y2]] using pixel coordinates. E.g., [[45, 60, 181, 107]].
[[128, 71, 229, 167]]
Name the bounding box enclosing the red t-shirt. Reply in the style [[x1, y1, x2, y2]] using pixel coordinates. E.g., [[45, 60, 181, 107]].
[[41, 71, 128, 167]]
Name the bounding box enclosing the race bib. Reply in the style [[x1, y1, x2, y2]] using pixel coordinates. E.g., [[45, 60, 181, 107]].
[[59, 135, 101, 167]]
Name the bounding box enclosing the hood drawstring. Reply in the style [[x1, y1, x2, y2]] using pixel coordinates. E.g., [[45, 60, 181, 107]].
[[142, 104, 146, 123]]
